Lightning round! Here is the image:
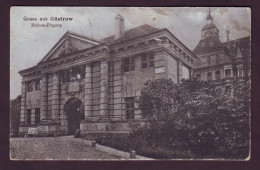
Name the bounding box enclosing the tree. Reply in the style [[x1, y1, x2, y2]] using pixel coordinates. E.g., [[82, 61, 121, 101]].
[[137, 77, 250, 158], [10, 95, 21, 137]]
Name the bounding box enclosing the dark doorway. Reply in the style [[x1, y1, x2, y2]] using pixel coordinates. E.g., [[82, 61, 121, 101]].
[[64, 98, 84, 135]]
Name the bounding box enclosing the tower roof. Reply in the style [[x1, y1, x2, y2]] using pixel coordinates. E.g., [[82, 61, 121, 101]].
[[206, 9, 213, 20]]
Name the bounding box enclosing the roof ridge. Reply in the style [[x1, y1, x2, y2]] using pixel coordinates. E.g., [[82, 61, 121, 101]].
[[65, 30, 101, 43]]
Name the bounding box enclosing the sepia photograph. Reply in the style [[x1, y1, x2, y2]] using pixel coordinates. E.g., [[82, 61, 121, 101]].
[[10, 7, 251, 160]]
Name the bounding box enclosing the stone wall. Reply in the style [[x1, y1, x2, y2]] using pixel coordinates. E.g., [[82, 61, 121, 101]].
[[112, 60, 124, 120], [92, 61, 101, 119]]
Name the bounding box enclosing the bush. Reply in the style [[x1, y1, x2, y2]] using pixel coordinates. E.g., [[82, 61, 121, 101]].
[[136, 78, 250, 159]]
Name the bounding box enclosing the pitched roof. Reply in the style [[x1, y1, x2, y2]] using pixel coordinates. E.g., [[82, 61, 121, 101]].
[[202, 23, 218, 31], [206, 13, 213, 20], [101, 24, 159, 44], [193, 36, 225, 53], [222, 36, 250, 59]]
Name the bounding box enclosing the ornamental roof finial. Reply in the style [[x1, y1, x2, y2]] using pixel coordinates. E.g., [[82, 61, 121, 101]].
[[206, 8, 213, 21]]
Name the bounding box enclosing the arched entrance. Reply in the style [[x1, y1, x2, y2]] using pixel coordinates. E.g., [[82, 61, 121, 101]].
[[64, 97, 84, 135]]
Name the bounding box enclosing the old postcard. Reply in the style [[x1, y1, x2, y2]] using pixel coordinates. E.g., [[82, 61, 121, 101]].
[[10, 7, 251, 160]]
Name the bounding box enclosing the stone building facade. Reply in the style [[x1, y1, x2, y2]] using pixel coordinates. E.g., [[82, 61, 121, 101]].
[[18, 11, 250, 137], [193, 10, 250, 92], [18, 15, 197, 137]]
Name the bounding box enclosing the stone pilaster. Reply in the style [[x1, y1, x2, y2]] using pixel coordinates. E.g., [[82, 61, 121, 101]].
[[40, 74, 48, 121], [52, 72, 60, 122], [20, 82, 26, 125], [179, 62, 183, 80], [100, 60, 108, 119], [84, 64, 92, 119], [112, 60, 123, 120], [177, 59, 180, 83], [154, 51, 168, 79]]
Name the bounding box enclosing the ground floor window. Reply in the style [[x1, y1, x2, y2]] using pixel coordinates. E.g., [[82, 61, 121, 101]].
[[225, 86, 232, 95], [207, 72, 212, 80], [215, 71, 221, 80], [26, 109, 31, 125], [125, 97, 135, 119], [35, 108, 40, 124]]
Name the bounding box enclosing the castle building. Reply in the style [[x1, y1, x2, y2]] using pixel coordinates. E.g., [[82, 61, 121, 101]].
[[193, 10, 250, 92], [18, 14, 197, 137], [18, 10, 250, 137]]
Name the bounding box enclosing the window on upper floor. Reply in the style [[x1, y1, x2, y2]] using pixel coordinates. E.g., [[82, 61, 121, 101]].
[[141, 53, 154, 69], [61, 69, 70, 83], [27, 81, 33, 92], [125, 97, 135, 120], [238, 68, 243, 77], [196, 74, 201, 80], [215, 55, 220, 65], [61, 66, 85, 83], [215, 71, 221, 80], [182, 65, 190, 80], [196, 58, 201, 66], [207, 56, 211, 65], [207, 72, 212, 80], [35, 79, 40, 90], [70, 66, 85, 81], [225, 69, 231, 78], [123, 56, 135, 72]]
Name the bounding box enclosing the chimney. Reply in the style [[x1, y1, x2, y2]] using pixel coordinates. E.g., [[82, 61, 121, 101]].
[[226, 29, 230, 43], [226, 29, 230, 50], [115, 14, 124, 39]]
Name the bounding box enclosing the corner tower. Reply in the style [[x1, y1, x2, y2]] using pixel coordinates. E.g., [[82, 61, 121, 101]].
[[201, 9, 219, 40]]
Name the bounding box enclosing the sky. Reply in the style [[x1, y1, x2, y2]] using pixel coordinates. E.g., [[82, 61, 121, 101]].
[[10, 7, 251, 99]]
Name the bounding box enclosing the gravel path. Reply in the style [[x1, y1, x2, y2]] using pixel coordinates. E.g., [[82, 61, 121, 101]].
[[10, 136, 123, 160]]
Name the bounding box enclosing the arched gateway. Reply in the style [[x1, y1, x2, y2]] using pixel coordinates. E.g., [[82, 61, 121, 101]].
[[64, 97, 84, 135]]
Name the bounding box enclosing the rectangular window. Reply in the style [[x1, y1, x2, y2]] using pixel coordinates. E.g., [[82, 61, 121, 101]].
[[155, 67, 165, 74], [215, 55, 220, 64], [123, 57, 135, 72], [215, 71, 221, 80], [27, 109, 31, 125], [182, 65, 190, 79], [196, 74, 201, 80], [35, 79, 40, 90], [125, 97, 135, 120], [141, 53, 154, 69], [61, 70, 70, 83], [27, 81, 33, 92], [35, 108, 40, 124], [207, 72, 212, 80], [225, 86, 232, 94], [207, 56, 211, 65], [225, 69, 231, 78], [238, 68, 243, 77]]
